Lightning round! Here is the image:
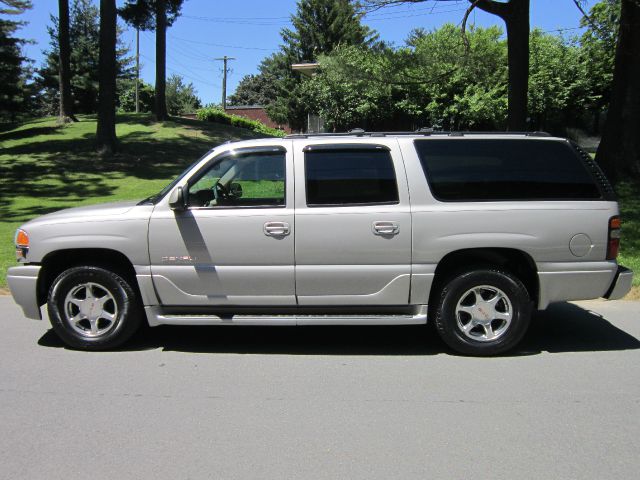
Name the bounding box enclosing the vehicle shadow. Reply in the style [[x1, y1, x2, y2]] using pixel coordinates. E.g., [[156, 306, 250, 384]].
[[38, 302, 640, 356]]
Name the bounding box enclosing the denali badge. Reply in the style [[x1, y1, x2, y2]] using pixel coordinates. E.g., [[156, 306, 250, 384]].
[[161, 255, 196, 264]]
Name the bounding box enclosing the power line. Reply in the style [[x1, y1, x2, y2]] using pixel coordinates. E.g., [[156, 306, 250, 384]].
[[139, 53, 220, 88], [170, 34, 277, 52]]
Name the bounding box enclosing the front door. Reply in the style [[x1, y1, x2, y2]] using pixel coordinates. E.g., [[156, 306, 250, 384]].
[[148, 144, 296, 306], [293, 141, 412, 306]]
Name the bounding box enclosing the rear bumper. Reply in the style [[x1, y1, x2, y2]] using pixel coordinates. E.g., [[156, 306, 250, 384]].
[[6, 265, 42, 320], [604, 266, 634, 300]]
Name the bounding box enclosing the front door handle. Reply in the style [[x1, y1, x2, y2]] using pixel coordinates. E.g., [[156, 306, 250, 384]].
[[372, 221, 400, 236], [264, 221, 290, 236]]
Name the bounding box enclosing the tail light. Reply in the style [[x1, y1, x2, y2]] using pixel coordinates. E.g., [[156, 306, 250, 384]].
[[607, 216, 621, 260]]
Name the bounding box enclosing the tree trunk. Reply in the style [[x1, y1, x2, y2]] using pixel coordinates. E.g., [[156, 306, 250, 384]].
[[96, 0, 117, 155], [58, 0, 76, 122], [595, 0, 640, 182], [476, 0, 529, 131], [504, 0, 529, 131], [154, 0, 168, 121]]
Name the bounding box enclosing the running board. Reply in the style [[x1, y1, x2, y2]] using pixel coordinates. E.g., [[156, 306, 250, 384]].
[[144, 306, 428, 327]]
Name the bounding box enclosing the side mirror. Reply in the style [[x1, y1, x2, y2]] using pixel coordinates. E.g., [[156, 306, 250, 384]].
[[168, 186, 186, 211]]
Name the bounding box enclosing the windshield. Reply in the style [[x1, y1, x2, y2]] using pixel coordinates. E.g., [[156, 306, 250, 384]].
[[139, 150, 213, 205]]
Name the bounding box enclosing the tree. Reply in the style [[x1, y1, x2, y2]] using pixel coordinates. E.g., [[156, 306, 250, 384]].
[[528, 29, 583, 131], [282, 0, 378, 62], [231, 0, 378, 131], [119, 0, 184, 121], [302, 24, 508, 131], [96, 0, 117, 154], [595, 0, 640, 181], [228, 73, 279, 107], [165, 73, 201, 115], [39, 0, 133, 115], [57, 0, 76, 121], [0, 0, 32, 122], [579, 0, 619, 133], [118, 78, 154, 112], [362, 0, 530, 131]]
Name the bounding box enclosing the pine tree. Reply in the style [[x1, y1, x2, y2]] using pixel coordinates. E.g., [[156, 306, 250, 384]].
[[38, 0, 133, 115], [282, 0, 378, 63], [0, 0, 32, 122], [118, 0, 184, 121], [231, 0, 377, 131]]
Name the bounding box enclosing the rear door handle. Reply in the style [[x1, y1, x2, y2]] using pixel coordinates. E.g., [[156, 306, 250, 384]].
[[372, 221, 399, 236], [264, 221, 290, 236]]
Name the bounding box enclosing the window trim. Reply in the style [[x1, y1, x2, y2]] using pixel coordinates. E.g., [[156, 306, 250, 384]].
[[186, 146, 288, 210], [303, 144, 400, 208]]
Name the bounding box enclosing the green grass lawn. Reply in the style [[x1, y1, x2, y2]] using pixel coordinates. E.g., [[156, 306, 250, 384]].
[[1, 116, 639, 293], [0, 113, 266, 288], [616, 182, 640, 288]]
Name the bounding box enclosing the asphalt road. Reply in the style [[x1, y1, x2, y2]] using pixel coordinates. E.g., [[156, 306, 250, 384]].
[[1, 296, 639, 480]]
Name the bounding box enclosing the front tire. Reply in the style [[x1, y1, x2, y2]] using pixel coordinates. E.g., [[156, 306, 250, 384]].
[[47, 266, 142, 350], [434, 269, 532, 356]]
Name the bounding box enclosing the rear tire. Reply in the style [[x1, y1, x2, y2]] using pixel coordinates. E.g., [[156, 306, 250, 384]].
[[434, 269, 532, 356], [47, 266, 142, 350]]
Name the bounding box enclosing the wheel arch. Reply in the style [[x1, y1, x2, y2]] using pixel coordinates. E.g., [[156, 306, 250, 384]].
[[37, 248, 139, 306], [429, 248, 539, 308]]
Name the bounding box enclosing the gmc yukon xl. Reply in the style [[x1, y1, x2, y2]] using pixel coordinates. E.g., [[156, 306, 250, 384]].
[[7, 132, 634, 355]]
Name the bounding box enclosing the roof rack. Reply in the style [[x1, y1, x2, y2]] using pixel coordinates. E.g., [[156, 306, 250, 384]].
[[285, 130, 552, 139]]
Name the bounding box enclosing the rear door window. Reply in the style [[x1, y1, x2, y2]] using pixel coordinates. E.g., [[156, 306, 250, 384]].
[[304, 146, 399, 207]]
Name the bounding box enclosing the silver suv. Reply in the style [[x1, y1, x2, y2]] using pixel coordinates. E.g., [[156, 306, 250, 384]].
[[7, 132, 633, 355]]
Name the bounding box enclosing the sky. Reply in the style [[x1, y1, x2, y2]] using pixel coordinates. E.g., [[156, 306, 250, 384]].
[[17, 0, 593, 105]]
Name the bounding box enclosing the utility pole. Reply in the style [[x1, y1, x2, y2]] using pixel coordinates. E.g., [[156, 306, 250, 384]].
[[214, 55, 235, 111], [135, 28, 140, 113]]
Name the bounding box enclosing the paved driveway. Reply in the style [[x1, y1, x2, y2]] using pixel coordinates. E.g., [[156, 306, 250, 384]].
[[1, 297, 639, 479]]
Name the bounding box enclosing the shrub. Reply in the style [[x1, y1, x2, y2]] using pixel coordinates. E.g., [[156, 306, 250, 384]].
[[196, 107, 286, 137]]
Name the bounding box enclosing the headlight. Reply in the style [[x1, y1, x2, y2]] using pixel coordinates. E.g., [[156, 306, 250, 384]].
[[15, 229, 29, 261]]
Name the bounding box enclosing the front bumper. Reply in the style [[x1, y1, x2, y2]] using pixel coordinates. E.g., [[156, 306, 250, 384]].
[[604, 266, 634, 300], [7, 265, 42, 320]]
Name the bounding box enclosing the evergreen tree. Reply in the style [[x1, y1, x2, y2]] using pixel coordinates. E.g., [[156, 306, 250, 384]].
[[0, 0, 32, 122], [118, 0, 184, 121], [231, 0, 377, 131], [38, 0, 133, 116], [282, 0, 377, 62]]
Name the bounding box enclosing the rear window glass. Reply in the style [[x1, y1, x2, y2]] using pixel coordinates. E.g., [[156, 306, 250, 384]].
[[305, 149, 399, 206], [414, 139, 601, 201]]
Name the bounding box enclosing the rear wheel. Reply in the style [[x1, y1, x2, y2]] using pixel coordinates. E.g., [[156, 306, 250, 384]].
[[47, 266, 142, 350], [434, 269, 532, 356]]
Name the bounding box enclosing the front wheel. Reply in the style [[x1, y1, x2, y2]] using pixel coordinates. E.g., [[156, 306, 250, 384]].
[[434, 269, 532, 356], [47, 266, 142, 350]]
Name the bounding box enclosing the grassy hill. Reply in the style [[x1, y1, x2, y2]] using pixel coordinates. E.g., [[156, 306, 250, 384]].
[[0, 114, 267, 288], [0, 115, 638, 296]]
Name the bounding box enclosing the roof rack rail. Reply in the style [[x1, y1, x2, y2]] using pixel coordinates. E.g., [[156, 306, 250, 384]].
[[284, 130, 553, 139]]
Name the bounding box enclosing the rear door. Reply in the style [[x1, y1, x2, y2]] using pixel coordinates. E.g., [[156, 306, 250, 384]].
[[293, 140, 412, 305]]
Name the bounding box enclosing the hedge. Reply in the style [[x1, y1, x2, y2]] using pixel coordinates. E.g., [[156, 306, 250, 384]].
[[196, 107, 286, 138]]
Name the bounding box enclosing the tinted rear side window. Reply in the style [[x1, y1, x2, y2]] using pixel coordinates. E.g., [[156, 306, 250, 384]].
[[305, 148, 399, 206], [414, 139, 601, 201]]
